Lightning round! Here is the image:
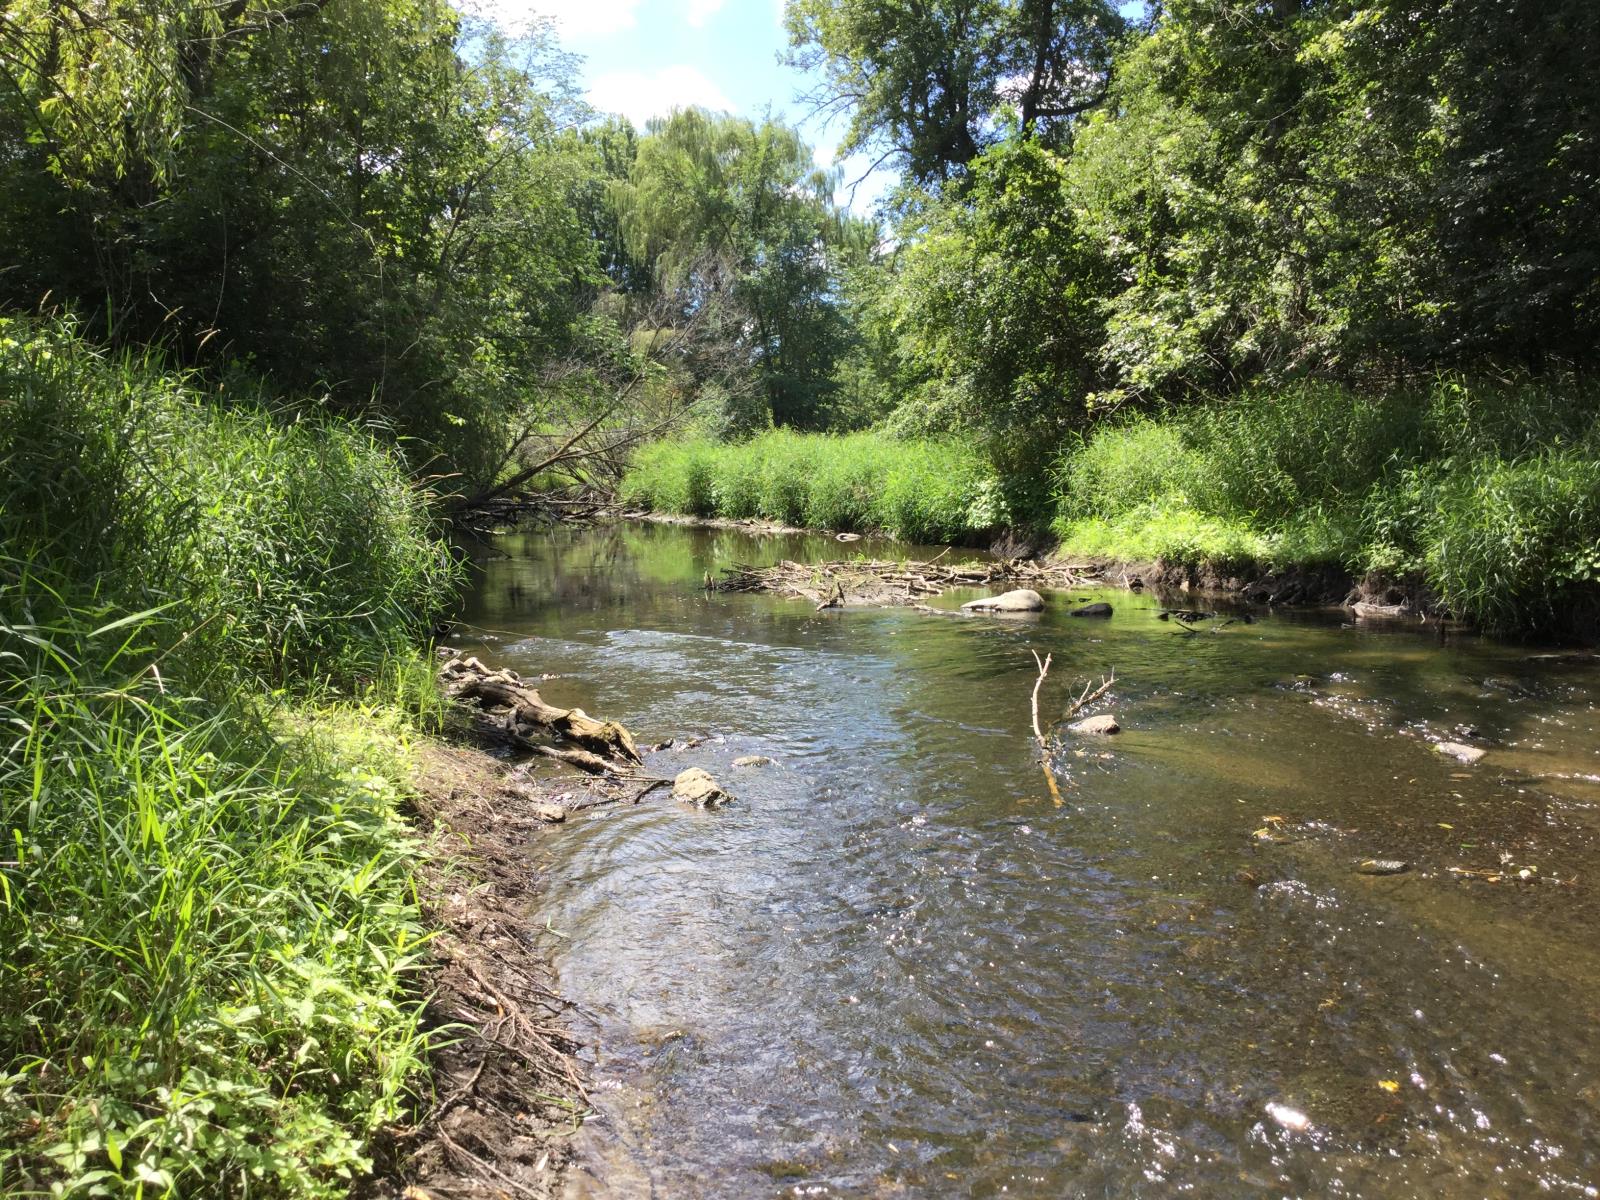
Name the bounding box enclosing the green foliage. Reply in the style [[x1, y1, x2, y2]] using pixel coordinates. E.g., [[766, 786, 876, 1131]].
[[0, 319, 456, 686], [621, 431, 1002, 543], [872, 140, 1108, 477], [1423, 452, 1600, 634], [0, 318, 454, 1195], [613, 108, 871, 430], [1052, 375, 1600, 634], [783, 0, 1126, 186], [0, 0, 607, 492], [1067, 0, 1600, 398]]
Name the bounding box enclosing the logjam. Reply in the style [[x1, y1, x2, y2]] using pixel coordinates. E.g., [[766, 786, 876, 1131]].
[[713, 556, 1096, 609], [440, 655, 643, 773]]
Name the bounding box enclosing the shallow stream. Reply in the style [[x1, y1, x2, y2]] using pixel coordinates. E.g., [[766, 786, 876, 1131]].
[[452, 522, 1600, 1199]]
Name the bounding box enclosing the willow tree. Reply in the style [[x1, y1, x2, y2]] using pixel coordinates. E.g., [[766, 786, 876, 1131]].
[[611, 108, 874, 430]]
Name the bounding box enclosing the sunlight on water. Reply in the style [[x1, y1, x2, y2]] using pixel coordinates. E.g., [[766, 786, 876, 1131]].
[[452, 523, 1600, 1199]]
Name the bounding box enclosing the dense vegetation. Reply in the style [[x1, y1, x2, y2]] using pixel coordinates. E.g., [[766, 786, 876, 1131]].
[[633, 0, 1600, 638], [0, 319, 454, 1194], [1053, 379, 1600, 633], [620, 432, 1003, 544]]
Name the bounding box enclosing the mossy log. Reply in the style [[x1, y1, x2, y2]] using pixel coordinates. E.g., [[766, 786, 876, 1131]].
[[439, 656, 643, 772]]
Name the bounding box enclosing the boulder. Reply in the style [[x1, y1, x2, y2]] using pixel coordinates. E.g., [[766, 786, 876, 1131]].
[[1069, 714, 1120, 735], [1434, 741, 1486, 764], [732, 755, 774, 769], [1070, 602, 1114, 618], [673, 767, 731, 807], [961, 588, 1044, 613]]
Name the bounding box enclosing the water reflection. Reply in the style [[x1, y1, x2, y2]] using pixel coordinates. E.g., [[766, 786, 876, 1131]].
[[451, 523, 1600, 1199]]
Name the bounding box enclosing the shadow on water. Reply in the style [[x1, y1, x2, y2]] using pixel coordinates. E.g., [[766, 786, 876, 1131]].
[[451, 523, 1600, 1199]]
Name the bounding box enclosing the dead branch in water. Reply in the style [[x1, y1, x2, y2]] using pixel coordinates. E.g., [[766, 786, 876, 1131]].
[[1030, 650, 1053, 747], [1030, 651, 1065, 807], [1063, 671, 1117, 720], [1028, 657, 1117, 808]]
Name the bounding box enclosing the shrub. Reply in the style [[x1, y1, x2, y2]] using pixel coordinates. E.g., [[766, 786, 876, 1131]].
[[1053, 417, 1202, 521], [1422, 451, 1600, 633], [1050, 374, 1600, 635]]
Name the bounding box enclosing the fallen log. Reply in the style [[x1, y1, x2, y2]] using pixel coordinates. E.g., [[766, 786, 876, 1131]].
[[441, 655, 643, 770]]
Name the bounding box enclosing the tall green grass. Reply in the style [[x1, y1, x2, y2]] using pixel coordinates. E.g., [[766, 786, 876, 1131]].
[[619, 430, 1005, 544], [0, 317, 458, 1196], [1052, 377, 1600, 634]]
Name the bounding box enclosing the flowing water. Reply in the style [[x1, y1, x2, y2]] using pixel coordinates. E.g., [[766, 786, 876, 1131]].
[[452, 522, 1600, 1199]]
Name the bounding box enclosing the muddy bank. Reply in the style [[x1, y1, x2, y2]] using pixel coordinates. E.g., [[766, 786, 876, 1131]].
[[1087, 556, 1443, 618], [375, 677, 663, 1198]]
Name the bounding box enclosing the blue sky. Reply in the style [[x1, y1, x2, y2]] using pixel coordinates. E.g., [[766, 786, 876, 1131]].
[[471, 0, 895, 211], [469, 0, 1147, 214]]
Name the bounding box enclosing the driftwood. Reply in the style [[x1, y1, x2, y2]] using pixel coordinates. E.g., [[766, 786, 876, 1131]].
[[715, 556, 1096, 609], [1026, 656, 1117, 807], [440, 656, 643, 774], [1030, 651, 1064, 806]]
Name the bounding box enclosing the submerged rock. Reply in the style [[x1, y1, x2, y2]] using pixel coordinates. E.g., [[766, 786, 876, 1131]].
[[1068, 714, 1120, 735], [1070, 602, 1114, 618], [1434, 741, 1487, 764], [1351, 601, 1410, 618], [1355, 858, 1410, 875], [673, 767, 731, 808], [961, 588, 1044, 613], [732, 755, 774, 769]]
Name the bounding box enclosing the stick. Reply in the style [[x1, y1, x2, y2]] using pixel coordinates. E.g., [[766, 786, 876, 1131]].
[[1029, 651, 1065, 806], [1063, 670, 1116, 720], [1030, 650, 1052, 747]]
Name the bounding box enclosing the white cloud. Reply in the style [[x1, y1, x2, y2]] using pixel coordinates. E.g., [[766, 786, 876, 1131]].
[[686, 0, 726, 27], [587, 65, 734, 127], [467, 0, 643, 38]]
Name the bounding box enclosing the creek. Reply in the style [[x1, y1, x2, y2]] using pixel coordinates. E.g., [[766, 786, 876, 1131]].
[[451, 522, 1600, 1199]]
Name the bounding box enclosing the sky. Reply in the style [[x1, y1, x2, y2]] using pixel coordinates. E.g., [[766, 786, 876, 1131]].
[[468, 0, 897, 213]]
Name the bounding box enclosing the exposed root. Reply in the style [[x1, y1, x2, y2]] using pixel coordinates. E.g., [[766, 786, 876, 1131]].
[[376, 743, 602, 1200]]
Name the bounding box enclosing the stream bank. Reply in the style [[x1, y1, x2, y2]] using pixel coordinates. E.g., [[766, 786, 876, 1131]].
[[629, 507, 1450, 629]]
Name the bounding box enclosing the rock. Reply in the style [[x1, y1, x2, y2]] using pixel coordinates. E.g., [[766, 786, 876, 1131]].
[[1434, 741, 1486, 764], [532, 804, 568, 823], [1070, 602, 1114, 618], [834, 532, 862, 542], [732, 755, 774, 768], [1352, 601, 1409, 618], [1068, 714, 1120, 735], [961, 588, 1044, 613], [1355, 858, 1410, 875], [673, 767, 731, 807]]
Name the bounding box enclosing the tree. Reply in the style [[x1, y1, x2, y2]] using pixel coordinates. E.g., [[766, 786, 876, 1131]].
[[871, 138, 1108, 480], [0, 0, 610, 489], [1067, 0, 1600, 400], [612, 108, 871, 429], [783, 0, 1126, 187]]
